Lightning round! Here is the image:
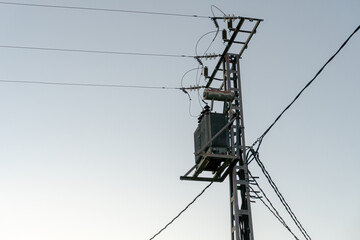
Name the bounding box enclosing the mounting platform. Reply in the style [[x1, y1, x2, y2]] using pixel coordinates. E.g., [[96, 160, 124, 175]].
[[180, 152, 239, 182]]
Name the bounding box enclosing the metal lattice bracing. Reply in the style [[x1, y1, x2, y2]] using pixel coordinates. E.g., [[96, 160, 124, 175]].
[[224, 54, 254, 240]]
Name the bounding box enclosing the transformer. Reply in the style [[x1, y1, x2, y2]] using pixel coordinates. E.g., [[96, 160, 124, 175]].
[[194, 108, 228, 171]]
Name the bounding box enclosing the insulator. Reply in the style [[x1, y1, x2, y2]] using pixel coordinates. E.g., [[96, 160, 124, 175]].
[[204, 66, 208, 78], [227, 20, 233, 29], [222, 29, 227, 41]]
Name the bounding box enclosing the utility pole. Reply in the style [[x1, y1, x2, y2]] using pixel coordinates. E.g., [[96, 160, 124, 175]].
[[225, 53, 254, 240], [181, 16, 262, 240]]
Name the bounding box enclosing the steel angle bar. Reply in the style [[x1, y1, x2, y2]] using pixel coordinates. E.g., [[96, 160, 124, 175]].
[[205, 18, 245, 88], [214, 158, 239, 181], [182, 164, 197, 177], [179, 176, 223, 182], [180, 154, 240, 182], [211, 16, 263, 22], [238, 19, 261, 57]]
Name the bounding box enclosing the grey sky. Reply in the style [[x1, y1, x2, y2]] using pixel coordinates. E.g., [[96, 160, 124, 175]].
[[0, 1, 359, 240]]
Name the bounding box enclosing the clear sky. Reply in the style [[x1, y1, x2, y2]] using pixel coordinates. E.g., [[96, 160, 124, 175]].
[[0, 1, 359, 240]]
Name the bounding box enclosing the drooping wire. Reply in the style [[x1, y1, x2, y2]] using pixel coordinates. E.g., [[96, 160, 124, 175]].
[[194, 30, 219, 85], [193, 6, 223, 110], [206, 5, 224, 57], [211, 5, 226, 17], [183, 30, 221, 114], [194, 30, 219, 57], [196, 66, 206, 110], [187, 99, 198, 118], [0, 1, 211, 19], [251, 24, 360, 151], [148, 182, 213, 240], [249, 148, 311, 240], [180, 68, 203, 117], [181, 68, 202, 89], [0, 45, 198, 58]]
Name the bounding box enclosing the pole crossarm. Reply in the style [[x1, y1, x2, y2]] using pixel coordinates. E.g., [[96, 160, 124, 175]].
[[205, 17, 262, 89]]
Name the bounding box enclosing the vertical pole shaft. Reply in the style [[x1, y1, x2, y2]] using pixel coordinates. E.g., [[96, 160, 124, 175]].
[[225, 54, 254, 240]]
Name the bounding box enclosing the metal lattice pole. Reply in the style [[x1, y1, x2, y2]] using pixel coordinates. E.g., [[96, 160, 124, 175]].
[[224, 53, 254, 240], [180, 16, 262, 240]]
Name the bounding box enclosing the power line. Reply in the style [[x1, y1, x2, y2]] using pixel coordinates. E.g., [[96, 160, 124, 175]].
[[194, 30, 219, 57], [148, 182, 213, 240], [248, 172, 300, 240], [251, 24, 360, 151], [0, 1, 210, 18], [248, 186, 299, 240], [211, 5, 226, 17], [249, 148, 311, 240], [245, 24, 359, 240], [0, 79, 204, 91], [0, 45, 197, 58]]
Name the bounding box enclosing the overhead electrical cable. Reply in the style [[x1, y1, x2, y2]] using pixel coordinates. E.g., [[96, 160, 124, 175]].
[[249, 185, 300, 240], [251, 24, 360, 151], [244, 25, 359, 240], [194, 30, 219, 57], [181, 67, 203, 89], [193, 28, 222, 111], [0, 45, 200, 58], [0, 79, 204, 91], [249, 149, 312, 240], [248, 171, 299, 240], [179, 67, 202, 117], [249, 186, 299, 240], [0, 1, 210, 18], [211, 5, 226, 17], [148, 182, 213, 240]]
